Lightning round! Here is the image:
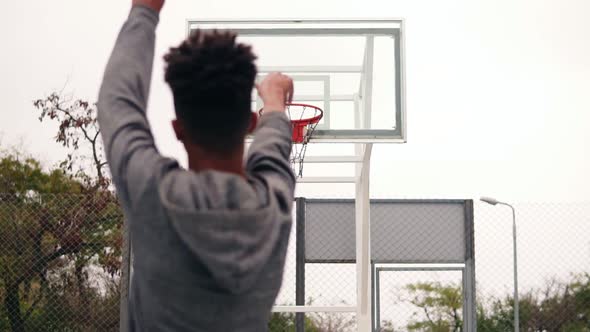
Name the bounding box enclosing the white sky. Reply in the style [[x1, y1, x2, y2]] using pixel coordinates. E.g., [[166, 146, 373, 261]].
[[2, 0, 590, 202]]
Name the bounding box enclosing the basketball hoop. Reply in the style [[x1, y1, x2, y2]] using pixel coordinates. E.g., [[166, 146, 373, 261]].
[[259, 103, 323, 177]]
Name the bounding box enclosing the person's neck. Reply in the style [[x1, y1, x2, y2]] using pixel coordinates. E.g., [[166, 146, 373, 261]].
[[185, 144, 246, 177]]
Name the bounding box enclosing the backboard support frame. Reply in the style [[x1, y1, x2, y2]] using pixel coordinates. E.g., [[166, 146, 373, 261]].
[[187, 18, 407, 143]]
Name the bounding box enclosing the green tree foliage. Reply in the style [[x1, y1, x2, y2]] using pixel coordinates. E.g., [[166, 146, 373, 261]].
[[402, 282, 463, 332], [0, 91, 122, 332], [395, 275, 590, 332], [268, 312, 321, 332], [378, 320, 396, 332], [268, 298, 357, 332], [479, 274, 590, 331], [0, 151, 123, 332]]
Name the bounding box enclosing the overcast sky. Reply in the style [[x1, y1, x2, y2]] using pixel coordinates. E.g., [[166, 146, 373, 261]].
[[2, 0, 590, 203]]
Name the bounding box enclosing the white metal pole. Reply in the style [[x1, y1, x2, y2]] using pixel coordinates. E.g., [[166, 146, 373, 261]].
[[481, 198, 519, 332], [355, 143, 372, 332], [494, 202, 518, 332], [356, 38, 375, 331], [505, 203, 519, 332], [361, 37, 374, 129]]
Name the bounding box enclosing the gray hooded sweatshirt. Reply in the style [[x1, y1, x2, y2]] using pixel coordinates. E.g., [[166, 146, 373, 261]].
[[97, 6, 295, 332]]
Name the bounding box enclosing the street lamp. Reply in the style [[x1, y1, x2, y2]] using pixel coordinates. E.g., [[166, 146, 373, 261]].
[[480, 197, 519, 332]]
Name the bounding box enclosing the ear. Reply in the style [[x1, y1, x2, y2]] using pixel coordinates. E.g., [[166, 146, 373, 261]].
[[247, 112, 259, 134], [172, 119, 184, 141]]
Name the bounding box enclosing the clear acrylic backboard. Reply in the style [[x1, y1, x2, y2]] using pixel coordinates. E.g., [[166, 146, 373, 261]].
[[187, 19, 407, 143]]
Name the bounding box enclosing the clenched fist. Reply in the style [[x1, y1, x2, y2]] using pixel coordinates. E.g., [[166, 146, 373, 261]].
[[257, 72, 294, 114]]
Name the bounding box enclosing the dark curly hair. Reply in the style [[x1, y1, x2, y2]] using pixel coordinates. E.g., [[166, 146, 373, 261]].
[[164, 29, 257, 153]]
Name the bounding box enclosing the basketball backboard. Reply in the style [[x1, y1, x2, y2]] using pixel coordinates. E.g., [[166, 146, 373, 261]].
[[187, 19, 407, 143]]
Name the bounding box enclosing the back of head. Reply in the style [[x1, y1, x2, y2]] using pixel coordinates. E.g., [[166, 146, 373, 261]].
[[164, 30, 257, 154]]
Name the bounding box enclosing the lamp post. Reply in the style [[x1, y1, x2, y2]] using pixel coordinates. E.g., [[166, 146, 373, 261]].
[[480, 197, 519, 332]]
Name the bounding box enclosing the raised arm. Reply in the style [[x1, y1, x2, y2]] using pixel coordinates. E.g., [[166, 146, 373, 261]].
[[97, 1, 171, 206], [247, 73, 297, 210]]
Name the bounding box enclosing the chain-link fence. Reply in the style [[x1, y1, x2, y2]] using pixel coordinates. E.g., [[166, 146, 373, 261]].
[[1, 194, 588, 332], [0, 193, 124, 332], [269, 312, 357, 332], [375, 202, 589, 332], [470, 202, 590, 332], [269, 198, 359, 332], [374, 202, 590, 331], [270, 199, 590, 332]]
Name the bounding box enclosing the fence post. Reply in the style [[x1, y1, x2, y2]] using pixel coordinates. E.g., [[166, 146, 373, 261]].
[[464, 200, 477, 332], [295, 197, 306, 332], [119, 218, 131, 332]]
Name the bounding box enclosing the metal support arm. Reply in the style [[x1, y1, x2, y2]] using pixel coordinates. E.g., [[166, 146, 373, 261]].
[[356, 143, 373, 331]]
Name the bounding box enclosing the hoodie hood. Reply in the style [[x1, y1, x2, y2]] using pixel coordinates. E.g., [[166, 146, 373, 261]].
[[159, 169, 289, 294]]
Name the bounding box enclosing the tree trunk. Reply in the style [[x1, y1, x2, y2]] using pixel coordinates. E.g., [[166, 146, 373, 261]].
[[75, 259, 90, 326], [5, 283, 25, 332]]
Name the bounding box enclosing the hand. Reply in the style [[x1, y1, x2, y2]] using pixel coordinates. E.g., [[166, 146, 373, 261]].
[[132, 0, 165, 12], [257, 72, 294, 113]]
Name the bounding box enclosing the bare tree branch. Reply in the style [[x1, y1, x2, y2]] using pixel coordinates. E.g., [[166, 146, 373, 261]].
[[15, 243, 85, 286]]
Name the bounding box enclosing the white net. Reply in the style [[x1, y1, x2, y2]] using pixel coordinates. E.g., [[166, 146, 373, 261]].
[[286, 104, 323, 177]]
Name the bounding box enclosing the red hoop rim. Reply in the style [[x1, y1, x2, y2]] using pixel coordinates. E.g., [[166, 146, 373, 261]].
[[259, 103, 324, 126]]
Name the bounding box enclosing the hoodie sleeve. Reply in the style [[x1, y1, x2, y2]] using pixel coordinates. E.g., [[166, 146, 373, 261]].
[[246, 112, 296, 212], [97, 6, 173, 209]]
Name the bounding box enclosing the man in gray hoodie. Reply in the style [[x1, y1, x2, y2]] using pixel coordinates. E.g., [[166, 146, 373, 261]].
[[97, 0, 296, 330]]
